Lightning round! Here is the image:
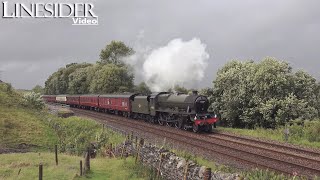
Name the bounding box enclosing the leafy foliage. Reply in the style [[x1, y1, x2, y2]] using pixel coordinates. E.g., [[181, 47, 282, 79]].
[[89, 64, 134, 93], [31, 85, 44, 94], [44, 63, 92, 95], [99, 40, 134, 66], [44, 41, 136, 95], [22, 92, 45, 110], [67, 65, 95, 94], [212, 58, 319, 128], [133, 82, 152, 95]]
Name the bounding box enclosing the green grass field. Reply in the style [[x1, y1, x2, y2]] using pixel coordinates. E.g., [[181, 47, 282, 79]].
[[0, 153, 149, 180]]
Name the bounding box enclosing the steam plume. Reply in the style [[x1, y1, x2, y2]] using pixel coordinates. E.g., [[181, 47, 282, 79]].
[[124, 38, 210, 92]]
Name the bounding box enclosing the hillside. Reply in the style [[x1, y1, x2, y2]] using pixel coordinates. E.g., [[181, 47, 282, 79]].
[[0, 83, 58, 151], [0, 83, 154, 179]]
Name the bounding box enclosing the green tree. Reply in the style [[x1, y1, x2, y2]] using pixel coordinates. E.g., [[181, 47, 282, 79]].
[[44, 63, 91, 94], [89, 64, 134, 93], [174, 85, 188, 94], [32, 85, 44, 94], [67, 65, 94, 94], [199, 87, 213, 97], [133, 82, 152, 95], [212, 57, 319, 128], [99, 41, 134, 66], [315, 83, 320, 116]]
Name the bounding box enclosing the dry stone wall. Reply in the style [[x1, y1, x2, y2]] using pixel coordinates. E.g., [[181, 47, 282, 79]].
[[113, 141, 240, 180]]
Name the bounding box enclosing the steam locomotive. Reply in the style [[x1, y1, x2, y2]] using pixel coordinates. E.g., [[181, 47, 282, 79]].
[[42, 91, 218, 132]]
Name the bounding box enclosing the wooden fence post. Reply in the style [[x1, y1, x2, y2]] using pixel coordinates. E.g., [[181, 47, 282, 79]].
[[80, 160, 83, 176], [135, 138, 144, 164], [140, 138, 144, 147], [109, 143, 113, 157], [156, 153, 164, 179], [39, 163, 43, 180], [85, 147, 90, 171], [183, 161, 189, 180], [55, 145, 58, 166], [135, 136, 138, 149], [203, 167, 211, 180], [120, 141, 126, 158]]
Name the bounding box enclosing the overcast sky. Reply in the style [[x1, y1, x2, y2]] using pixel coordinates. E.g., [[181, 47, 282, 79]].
[[0, 0, 319, 89]]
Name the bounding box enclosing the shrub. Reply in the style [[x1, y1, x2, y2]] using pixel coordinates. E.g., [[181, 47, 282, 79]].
[[22, 92, 44, 109], [304, 120, 320, 142]]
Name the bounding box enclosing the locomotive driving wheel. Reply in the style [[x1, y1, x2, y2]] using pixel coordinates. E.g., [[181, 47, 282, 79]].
[[149, 116, 155, 123], [158, 115, 164, 125], [192, 124, 199, 133], [204, 125, 212, 132], [174, 118, 184, 129]]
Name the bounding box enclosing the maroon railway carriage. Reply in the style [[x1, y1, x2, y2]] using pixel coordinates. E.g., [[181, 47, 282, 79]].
[[42, 95, 56, 103], [98, 94, 137, 116], [66, 95, 80, 107], [79, 95, 99, 109]]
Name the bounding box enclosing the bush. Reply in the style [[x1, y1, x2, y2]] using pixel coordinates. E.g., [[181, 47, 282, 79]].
[[47, 116, 124, 155], [304, 120, 320, 142], [22, 92, 45, 110]]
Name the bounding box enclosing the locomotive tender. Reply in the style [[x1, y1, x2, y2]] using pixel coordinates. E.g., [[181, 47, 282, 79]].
[[42, 91, 218, 132]]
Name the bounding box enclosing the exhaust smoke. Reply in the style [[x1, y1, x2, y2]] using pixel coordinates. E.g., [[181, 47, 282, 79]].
[[124, 38, 210, 92]]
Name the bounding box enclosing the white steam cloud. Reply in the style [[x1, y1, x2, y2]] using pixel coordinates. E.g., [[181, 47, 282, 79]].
[[124, 38, 210, 92]]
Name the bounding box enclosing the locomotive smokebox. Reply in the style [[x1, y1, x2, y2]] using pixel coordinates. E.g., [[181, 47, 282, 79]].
[[192, 90, 198, 95]]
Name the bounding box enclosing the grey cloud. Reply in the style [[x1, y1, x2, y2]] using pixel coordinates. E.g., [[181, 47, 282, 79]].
[[0, 0, 319, 89]]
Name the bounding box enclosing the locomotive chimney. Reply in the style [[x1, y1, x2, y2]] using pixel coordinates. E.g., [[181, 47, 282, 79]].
[[192, 90, 198, 95]]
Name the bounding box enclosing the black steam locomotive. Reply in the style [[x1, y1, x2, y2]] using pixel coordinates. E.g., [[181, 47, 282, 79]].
[[43, 91, 218, 133]]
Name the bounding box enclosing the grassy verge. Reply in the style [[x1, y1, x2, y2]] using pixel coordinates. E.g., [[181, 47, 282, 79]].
[[0, 106, 58, 150], [0, 152, 152, 180], [217, 123, 320, 149], [46, 113, 125, 155], [172, 149, 310, 180]]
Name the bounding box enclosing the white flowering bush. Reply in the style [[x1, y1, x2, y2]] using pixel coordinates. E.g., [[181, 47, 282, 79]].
[[23, 92, 45, 109]]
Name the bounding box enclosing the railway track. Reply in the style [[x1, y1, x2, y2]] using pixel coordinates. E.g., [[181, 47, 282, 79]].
[[71, 107, 320, 178], [210, 132, 320, 161]]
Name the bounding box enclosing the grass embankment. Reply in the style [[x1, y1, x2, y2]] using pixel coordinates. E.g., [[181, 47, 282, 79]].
[[49, 115, 125, 155], [0, 153, 150, 180], [0, 83, 57, 150], [0, 83, 154, 179], [0, 106, 58, 150], [217, 120, 320, 149]]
